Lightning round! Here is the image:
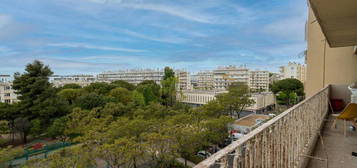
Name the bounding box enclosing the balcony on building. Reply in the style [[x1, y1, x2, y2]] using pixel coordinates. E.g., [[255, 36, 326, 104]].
[[193, 0, 357, 167]]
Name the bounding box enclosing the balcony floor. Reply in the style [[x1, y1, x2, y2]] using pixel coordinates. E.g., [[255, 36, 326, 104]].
[[307, 115, 357, 168]]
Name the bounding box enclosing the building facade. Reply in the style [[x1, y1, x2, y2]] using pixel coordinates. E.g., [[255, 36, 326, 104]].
[[97, 69, 165, 85], [191, 71, 214, 90], [98, 69, 191, 90], [279, 62, 307, 83], [0, 76, 18, 104], [213, 65, 250, 90], [49, 75, 97, 87], [249, 70, 270, 92], [176, 70, 192, 91], [177, 90, 227, 106]]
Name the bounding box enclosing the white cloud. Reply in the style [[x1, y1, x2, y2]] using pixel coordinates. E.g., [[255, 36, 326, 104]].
[[119, 29, 188, 44], [47, 42, 145, 52], [120, 3, 214, 24]]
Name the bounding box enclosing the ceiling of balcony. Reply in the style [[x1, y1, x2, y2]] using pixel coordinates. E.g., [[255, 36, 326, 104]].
[[309, 0, 357, 47]]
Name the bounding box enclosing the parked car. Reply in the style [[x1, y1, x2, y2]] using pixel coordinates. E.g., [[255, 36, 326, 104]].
[[197, 151, 212, 158], [231, 133, 244, 140]]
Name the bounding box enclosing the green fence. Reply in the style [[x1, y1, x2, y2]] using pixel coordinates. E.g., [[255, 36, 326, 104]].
[[5, 141, 75, 167]]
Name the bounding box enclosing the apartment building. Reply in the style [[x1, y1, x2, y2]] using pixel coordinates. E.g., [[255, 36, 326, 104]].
[[176, 70, 192, 91], [98, 69, 191, 90], [279, 62, 307, 83], [191, 71, 214, 90], [49, 75, 97, 87], [249, 70, 270, 92], [213, 65, 250, 90], [176, 90, 227, 106], [97, 69, 164, 85], [0, 75, 18, 104]]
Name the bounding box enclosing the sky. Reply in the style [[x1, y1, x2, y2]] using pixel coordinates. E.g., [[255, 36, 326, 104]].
[[0, 0, 307, 75]]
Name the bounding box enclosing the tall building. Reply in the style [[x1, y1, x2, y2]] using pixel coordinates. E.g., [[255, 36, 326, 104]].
[[98, 69, 191, 90], [249, 70, 270, 91], [97, 69, 164, 85], [213, 65, 250, 90], [0, 75, 18, 104], [176, 70, 192, 91], [191, 71, 214, 90], [49, 75, 97, 87], [279, 62, 306, 83]]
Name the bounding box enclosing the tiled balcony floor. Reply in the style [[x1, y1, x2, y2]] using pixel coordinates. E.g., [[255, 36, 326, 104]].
[[307, 115, 357, 168]]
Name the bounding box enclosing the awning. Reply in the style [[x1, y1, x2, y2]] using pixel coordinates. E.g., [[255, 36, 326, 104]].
[[309, 0, 357, 47]]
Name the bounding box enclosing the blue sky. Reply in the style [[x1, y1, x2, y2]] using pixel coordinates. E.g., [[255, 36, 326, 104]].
[[0, 0, 307, 75]]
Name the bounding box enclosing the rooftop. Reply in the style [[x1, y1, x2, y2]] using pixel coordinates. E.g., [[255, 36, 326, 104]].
[[233, 114, 270, 127]]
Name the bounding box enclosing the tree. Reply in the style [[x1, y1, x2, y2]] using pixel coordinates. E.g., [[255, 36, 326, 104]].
[[84, 82, 115, 95], [216, 82, 255, 118], [75, 93, 106, 110], [47, 117, 67, 141], [98, 137, 143, 168], [163, 67, 175, 80], [136, 80, 161, 105], [132, 91, 145, 106], [142, 132, 178, 167], [57, 88, 84, 105], [161, 67, 177, 107], [109, 87, 133, 104], [111, 80, 136, 91], [61, 83, 81, 89], [271, 79, 304, 105], [11, 60, 69, 142]]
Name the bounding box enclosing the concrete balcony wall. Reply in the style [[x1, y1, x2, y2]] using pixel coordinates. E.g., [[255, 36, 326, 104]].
[[194, 86, 330, 168]]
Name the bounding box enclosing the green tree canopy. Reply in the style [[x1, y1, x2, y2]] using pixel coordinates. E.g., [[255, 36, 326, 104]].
[[216, 82, 255, 118], [111, 80, 136, 91]]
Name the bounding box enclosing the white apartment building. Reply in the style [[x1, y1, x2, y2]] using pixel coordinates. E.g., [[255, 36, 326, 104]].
[[97, 69, 164, 85], [279, 62, 307, 83], [191, 71, 214, 90], [98, 69, 191, 90], [177, 90, 275, 112], [213, 65, 250, 90], [176, 90, 228, 105], [176, 70, 192, 91], [249, 70, 270, 91], [49, 75, 97, 87], [0, 75, 18, 104]]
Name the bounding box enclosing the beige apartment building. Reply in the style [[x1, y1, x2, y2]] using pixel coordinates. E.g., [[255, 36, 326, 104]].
[[305, 3, 357, 97], [249, 70, 270, 92], [191, 71, 214, 90], [175, 70, 192, 91], [213, 65, 250, 90], [49, 75, 97, 87], [98, 68, 191, 90], [280, 62, 307, 83], [0, 75, 18, 104]]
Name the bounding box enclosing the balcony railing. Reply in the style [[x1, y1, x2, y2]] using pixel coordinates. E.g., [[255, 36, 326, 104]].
[[194, 86, 329, 168]]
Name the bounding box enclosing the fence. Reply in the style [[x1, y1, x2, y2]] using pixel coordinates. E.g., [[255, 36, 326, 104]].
[[194, 86, 329, 168]]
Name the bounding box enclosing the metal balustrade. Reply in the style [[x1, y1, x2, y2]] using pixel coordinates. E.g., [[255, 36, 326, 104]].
[[194, 86, 329, 168]]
